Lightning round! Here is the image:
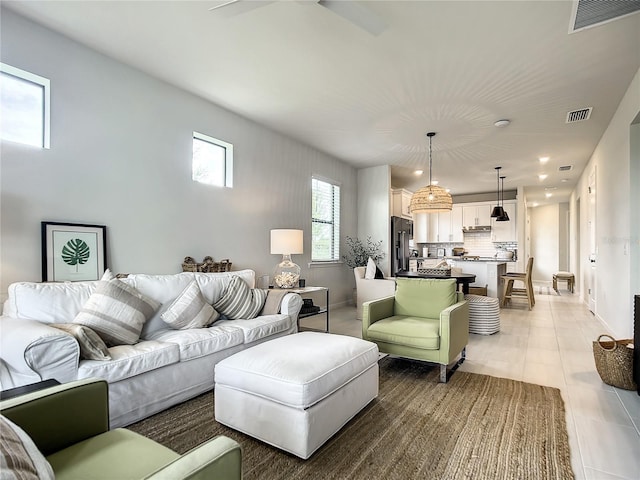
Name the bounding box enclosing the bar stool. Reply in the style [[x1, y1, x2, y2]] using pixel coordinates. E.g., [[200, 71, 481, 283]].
[[501, 257, 535, 310], [553, 271, 575, 293]]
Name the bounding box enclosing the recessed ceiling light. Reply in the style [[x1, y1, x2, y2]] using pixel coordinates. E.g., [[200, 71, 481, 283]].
[[544, 186, 557, 191], [538, 174, 548, 181], [561, 178, 569, 183], [539, 156, 550, 163], [532, 202, 539, 207], [431, 180, 439, 185], [545, 192, 553, 198], [494, 119, 510, 128], [445, 188, 451, 193], [414, 170, 423, 176]]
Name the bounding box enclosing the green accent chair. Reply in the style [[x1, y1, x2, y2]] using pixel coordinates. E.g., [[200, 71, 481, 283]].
[[0, 378, 242, 480], [362, 278, 469, 383]]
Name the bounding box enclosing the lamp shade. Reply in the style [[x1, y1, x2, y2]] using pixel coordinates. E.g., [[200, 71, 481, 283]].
[[270, 229, 303, 255], [491, 205, 505, 218], [410, 185, 453, 214]]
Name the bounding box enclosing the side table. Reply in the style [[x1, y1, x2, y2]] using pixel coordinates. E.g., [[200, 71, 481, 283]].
[[273, 286, 329, 332]]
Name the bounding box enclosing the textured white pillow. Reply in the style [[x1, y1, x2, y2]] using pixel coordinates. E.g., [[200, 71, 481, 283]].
[[161, 281, 219, 329], [73, 279, 160, 346], [0, 415, 55, 480], [365, 257, 377, 279], [49, 323, 111, 361], [213, 276, 267, 320]]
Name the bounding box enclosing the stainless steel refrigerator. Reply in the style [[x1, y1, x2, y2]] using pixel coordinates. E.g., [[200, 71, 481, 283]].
[[391, 216, 413, 274]]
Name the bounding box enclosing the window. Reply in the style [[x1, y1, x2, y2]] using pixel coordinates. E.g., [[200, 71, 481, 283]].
[[0, 63, 50, 148], [312, 177, 341, 261], [192, 132, 233, 187]]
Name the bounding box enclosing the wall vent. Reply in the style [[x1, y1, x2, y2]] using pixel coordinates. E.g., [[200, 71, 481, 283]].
[[559, 165, 573, 172], [571, 0, 640, 32], [566, 107, 592, 123]]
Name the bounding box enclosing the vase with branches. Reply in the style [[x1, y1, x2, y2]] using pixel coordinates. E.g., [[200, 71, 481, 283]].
[[342, 236, 385, 268]]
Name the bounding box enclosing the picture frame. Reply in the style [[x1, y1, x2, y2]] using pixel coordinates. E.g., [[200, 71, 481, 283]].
[[41, 221, 107, 282]]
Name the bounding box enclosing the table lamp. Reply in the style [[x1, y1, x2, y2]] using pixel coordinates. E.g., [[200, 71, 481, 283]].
[[270, 229, 303, 288]]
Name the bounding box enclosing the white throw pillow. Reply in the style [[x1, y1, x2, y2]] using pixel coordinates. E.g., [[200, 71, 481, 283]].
[[365, 257, 377, 279], [213, 276, 267, 320], [73, 279, 160, 346], [0, 415, 55, 480], [161, 281, 219, 329]]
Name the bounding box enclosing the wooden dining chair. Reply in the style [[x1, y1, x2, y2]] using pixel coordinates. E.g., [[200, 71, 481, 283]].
[[501, 257, 535, 310]]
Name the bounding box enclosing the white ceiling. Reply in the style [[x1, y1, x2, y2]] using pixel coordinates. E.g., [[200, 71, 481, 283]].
[[5, 0, 640, 206]]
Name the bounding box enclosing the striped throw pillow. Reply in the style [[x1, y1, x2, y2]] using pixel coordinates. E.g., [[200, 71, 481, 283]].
[[50, 323, 111, 361], [213, 276, 268, 320], [73, 279, 160, 346], [161, 281, 219, 329], [0, 415, 54, 480]]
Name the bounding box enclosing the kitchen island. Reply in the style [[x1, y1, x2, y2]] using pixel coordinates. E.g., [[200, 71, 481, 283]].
[[446, 258, 510, 298]]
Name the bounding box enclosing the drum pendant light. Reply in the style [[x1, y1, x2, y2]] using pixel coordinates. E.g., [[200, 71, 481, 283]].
[[409, 132, 453, 214], [496, 175, 510, 221], [490, 166, 505, 218]]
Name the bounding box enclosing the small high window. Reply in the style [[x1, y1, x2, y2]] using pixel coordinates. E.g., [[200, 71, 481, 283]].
[[0, 63, 50, 149], [192, 132, 233, 187], [312, 177, 341, 261]]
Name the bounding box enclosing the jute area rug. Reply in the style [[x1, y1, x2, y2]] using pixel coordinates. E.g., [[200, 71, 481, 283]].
[[129, 357, 574, 480]]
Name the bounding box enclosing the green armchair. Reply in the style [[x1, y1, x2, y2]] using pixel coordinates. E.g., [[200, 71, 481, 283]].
[[362, 278, 469, 383], [0, 378, 242, 480]]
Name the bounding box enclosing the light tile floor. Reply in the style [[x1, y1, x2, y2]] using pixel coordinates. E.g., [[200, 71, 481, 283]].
[[299, 290, 640, 480]]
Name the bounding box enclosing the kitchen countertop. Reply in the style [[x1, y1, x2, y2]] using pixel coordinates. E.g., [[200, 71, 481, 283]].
[[413, 256, 515, 262]]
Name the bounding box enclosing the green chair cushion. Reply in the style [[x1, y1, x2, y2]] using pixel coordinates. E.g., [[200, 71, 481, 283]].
[[47, 428, 179, 480], [366, 315, 440, 350], [394, 278, 457, 318]]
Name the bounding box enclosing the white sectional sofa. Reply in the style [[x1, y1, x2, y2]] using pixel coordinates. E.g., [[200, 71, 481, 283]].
[[0, 269, 302, 428]]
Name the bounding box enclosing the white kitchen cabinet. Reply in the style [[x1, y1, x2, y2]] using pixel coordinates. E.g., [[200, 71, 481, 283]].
[[427, 213, 439, 243], [462, 203, 492, 227], [413, 212, 428, 243], [391, 188, 413, 220], [491, 200, 517, 242]]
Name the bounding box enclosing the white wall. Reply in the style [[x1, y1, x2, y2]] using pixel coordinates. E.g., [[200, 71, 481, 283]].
[[0, 9, 357, 306], [571, 67, 640, 338], [357, 165, 391, 276], [530, 204, 560, 284]]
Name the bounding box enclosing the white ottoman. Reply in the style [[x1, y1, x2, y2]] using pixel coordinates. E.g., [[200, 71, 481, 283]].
[[214, 332, 379, 459]]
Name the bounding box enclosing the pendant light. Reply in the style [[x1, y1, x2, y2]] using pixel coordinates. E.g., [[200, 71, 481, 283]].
[[409, 132, 453, 214], [490, 166, 505, 218], [496, 175, 510, 221]]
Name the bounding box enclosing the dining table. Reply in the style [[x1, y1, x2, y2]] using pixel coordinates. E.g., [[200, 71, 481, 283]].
[[395, 271, 476, 294]]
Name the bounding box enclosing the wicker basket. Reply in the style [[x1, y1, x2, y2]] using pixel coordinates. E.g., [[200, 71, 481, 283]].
[[592, 334, 636, 390], [417, 267, 451, 277], [182, 256, 232, 273]]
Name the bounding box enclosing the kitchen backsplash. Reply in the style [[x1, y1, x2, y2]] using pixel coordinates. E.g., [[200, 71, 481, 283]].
[[418, 231, 517, 258]]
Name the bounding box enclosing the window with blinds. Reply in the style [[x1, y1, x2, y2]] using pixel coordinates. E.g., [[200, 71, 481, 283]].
[[312, 177, 341, 261]]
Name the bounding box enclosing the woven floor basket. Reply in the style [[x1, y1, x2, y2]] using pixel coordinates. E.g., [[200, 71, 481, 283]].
[[592, 334, 637, 390]]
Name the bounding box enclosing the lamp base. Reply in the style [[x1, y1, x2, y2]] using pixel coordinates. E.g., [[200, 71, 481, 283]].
[[273, 255, 301, 289]]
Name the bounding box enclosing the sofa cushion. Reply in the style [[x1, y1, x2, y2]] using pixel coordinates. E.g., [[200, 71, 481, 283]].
[[146, 325, 244, 361], [213, 276, 267, 320], [73, 280, 160, 346], [394, 278, 457, 319], [3, 281, 99, 323], [49, 324, 111, 361], [216, 314, 294, 344], [0, 415, 54, 480], [161, 281, 219, 329], [77, 341, 179, 383], [366, 315, 440, 350]]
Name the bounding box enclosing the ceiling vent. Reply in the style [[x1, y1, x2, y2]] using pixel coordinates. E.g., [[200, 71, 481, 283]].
[[559, 165, 573, 172], [571, 0, 640, 32], [566, 107, 592, 123]]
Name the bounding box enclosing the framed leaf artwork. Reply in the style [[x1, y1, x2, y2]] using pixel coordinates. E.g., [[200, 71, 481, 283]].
[[41, 222, 107, 282]]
